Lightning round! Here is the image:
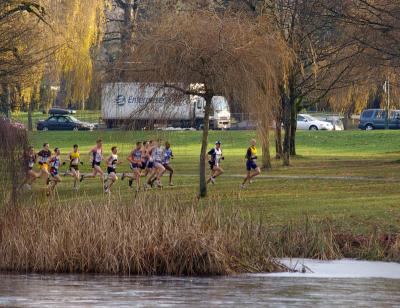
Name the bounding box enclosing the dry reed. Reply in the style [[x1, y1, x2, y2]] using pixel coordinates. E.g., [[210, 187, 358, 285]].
[[0, 193, 286, 276], [0, 118, 28, 206], [271, 218, 400, 262], [0, 191, 398, 276]]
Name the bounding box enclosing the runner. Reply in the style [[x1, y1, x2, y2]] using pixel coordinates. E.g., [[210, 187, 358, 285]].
[[240, 138, 261, 189], [160, 141, 174, 186], [104, 146, 120, 193], [21, 146, 39, 190], [148, 139, 165, 188], [37, 142, 52, 184], [64, 144, 82, 190], [47, 147, 62, 196], [122, 141, 143, 192], [143, 140, 155, 189], [206, 141, 224, 184], [80, 139, 104, 184]]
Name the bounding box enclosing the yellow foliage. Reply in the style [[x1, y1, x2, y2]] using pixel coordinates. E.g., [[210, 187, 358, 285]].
[[54, 0, 107, 107]]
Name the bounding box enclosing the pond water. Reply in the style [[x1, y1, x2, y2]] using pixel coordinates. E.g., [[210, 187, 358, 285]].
[[1, 259, 399, 307]]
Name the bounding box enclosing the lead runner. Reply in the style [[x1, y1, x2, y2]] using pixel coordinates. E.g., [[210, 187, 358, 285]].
[[240, 138, 261, 189]]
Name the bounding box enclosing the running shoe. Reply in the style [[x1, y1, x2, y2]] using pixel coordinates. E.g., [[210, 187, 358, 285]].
[[240, 184, 246, 189], [46, 178, 50, 185], [79, 175, 84, 182], [210, 177, 216, 184], [104, 184, 109, 193], [128, 179, 133, 187], [121, 173, 126, 181]]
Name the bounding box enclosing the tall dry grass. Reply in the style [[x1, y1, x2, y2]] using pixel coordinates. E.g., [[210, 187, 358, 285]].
[[0, 193, 286, 276], [1, 192, 398, 276], [0, 118, 28, 206], [271, 218, 400, 262]]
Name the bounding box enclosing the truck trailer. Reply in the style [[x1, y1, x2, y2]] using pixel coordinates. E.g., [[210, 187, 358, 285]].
[[101, 82, 230, 129]]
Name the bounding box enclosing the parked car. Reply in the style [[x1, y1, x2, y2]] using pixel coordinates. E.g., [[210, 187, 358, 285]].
[[358, 109, 400, 130], [228, 120, 258, 130], [37, 115, 94, 131], [314, 115, 344, 131], [297, 114, 334, 131]]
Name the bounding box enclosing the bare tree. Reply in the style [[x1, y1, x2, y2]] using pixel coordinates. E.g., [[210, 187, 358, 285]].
[[308, 1, 400, 123], [118, 8, 291, 197], [257, 0, 364, 165]]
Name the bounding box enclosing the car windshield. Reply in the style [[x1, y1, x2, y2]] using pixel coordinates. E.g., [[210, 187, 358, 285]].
[[302, 115, 318, 122], [212, 96, 228, 112]]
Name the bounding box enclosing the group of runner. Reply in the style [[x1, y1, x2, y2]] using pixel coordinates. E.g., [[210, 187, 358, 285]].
[[23, 138, 175, 195], [22, 137, 261, 196]]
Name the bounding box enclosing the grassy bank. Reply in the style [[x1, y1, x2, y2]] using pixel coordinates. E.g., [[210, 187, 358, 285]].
[[25, 130, 400, 234], [1, 129, 397, 275]]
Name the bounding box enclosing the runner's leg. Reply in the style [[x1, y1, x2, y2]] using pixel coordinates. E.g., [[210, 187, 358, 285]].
[[250, 166, 261, 179], [164, 165, 174, 185]]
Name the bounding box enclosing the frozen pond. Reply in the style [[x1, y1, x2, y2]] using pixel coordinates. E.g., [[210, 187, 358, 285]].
[[0, 259, 399, 307]]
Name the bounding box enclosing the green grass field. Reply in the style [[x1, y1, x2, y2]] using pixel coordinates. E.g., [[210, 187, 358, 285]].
[[25, 129, 400, 234]]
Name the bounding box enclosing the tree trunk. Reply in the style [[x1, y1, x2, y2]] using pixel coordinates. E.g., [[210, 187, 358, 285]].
[[290, 101, 297, 156], [275, 115, 283, 160], [282, 95, 291, 166], [1, 84, 11, 118], [258, 118, 272, 170], [275, 117, 283, 159], [262, 134, 272, 169], [343, 100, 356, 130], [199, 95, 213, 198], [121, 0, 137, 55], [28, 97, 33, 131]]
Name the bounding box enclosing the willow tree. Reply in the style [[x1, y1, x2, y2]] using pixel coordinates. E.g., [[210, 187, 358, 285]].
[[51, 0, 108, 110], [0, 0, 108, 119], [120, 8, 290, 197], [0, 1, 54, 117]]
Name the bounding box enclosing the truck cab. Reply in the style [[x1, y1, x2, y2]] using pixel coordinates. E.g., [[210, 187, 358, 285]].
[[192, 96, 231, 130]]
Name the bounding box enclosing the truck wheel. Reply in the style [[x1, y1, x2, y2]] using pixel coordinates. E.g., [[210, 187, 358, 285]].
[[365, 124, 374, 131]]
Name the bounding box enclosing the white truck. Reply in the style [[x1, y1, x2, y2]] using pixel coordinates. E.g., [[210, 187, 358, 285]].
[[101, 82, 231, 129]]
